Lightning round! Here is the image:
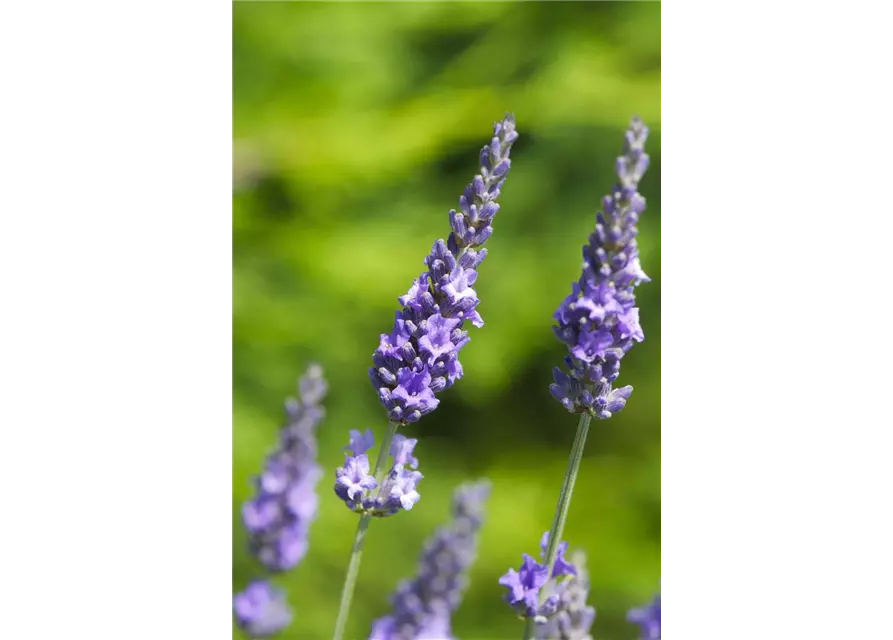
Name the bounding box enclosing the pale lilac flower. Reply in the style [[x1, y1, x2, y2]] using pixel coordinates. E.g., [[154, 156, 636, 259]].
[[335, 432, 424, 516]]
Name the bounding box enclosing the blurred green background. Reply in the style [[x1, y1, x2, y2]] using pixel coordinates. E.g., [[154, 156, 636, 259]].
[[233, 3, 660, 639]]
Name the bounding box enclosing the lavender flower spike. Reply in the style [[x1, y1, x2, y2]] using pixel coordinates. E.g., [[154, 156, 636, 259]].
[[535, 550, 596, 640], [551, 117, 650, 418], [335, 432, 424, 517], [500, 532, 578, 623], [371, 115, 518, 424], [628, 590, 661, 640], [242, 364, 327, 572], [370, 480, 491, 640], [233, 580, 293, 639]]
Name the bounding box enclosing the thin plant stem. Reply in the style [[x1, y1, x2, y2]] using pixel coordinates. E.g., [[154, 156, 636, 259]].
[[332, 420, 400, 640], [521, 411, 593, 640]]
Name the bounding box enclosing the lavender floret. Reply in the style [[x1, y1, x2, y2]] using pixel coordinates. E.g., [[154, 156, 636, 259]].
[[628, 590, 661, 639], [371, 116, 518, 424], [370, 481, 491, 639], [535, 551, 596, 640], [241, 364, 327, 572], [551, 117, 650, 417], [499, 532, 578, 623], [233, 580, 293, 639], [335, 431, 424, 517]]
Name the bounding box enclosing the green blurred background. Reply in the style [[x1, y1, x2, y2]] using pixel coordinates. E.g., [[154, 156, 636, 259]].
[[233, 3, 660, 639]]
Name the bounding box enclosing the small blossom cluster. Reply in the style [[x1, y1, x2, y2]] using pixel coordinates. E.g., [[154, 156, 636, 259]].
[[499, 533, 579, 623], [233, 581, 293, 639], [535, 550, 596, 640], [551, 117, 651, 417], [370, 480, 491, 640], [370, 116, 519, 424], [627, 591, 661, 640], [241, 365, 328, 571], [234, 365, 328, 638], [335, 429, 423, 517]]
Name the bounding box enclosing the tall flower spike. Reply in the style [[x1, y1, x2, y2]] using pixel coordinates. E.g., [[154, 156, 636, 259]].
[[336, 117, 517, 640], [499, 532, 578, 623], [370, 481, 492, 640], [370, 115, 518, 424], [233, 580, 293, 639], [628, 590, 661, 640], [242, 364, 327, 572], [335, 432, 424, 517], [535, 550, 596, 640], [551, 117, 650, 417]]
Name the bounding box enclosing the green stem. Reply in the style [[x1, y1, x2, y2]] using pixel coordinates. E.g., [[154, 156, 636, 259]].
[[521, 412, 593, 640], [332, 420, 400, 640]]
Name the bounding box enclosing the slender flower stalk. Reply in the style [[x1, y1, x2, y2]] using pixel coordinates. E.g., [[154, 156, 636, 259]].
[[525, 413, 591, 639], [522, 118, 651, 640], [370, 480, 491, 639], [233, 364, 327, 638], [333, 115, 519, 640], [333, 421, 401, 640]]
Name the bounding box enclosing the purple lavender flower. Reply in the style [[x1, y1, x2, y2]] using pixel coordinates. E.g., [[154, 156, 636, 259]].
[[233, 580, 293, 638], [335, 432, 424, 516], [551, 117, 650, 418], [369, 481, 491, 639], [241, 364, 327, 572], [628, 591, 660, 640], [370, 116, 518, 424], [499, 532, 578, 622], [535, 550, 596, 640]]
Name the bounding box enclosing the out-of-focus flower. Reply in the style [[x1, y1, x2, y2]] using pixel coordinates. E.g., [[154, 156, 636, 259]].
[[233, 580, 293, 639], [628, 590, 661, 639], [370, 481, 491, 639], [241, 364, 327, 572]]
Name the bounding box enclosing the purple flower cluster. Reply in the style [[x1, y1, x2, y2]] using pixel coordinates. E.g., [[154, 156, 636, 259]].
[[234, 364, 327, 638], [335, 429, 424, 517], [370, 116, 519, 424], [233, 580, 293, 639], [535, 550, 596, 640], [628, 590, 660, 640], [499, 532, 579, 622], [551, 117, 651, 418], [241, 365, 327, 572], [370, 481, 491, 640]]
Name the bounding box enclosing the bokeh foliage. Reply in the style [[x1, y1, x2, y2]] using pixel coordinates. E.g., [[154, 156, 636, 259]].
[[233, 3, 660, 639]]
